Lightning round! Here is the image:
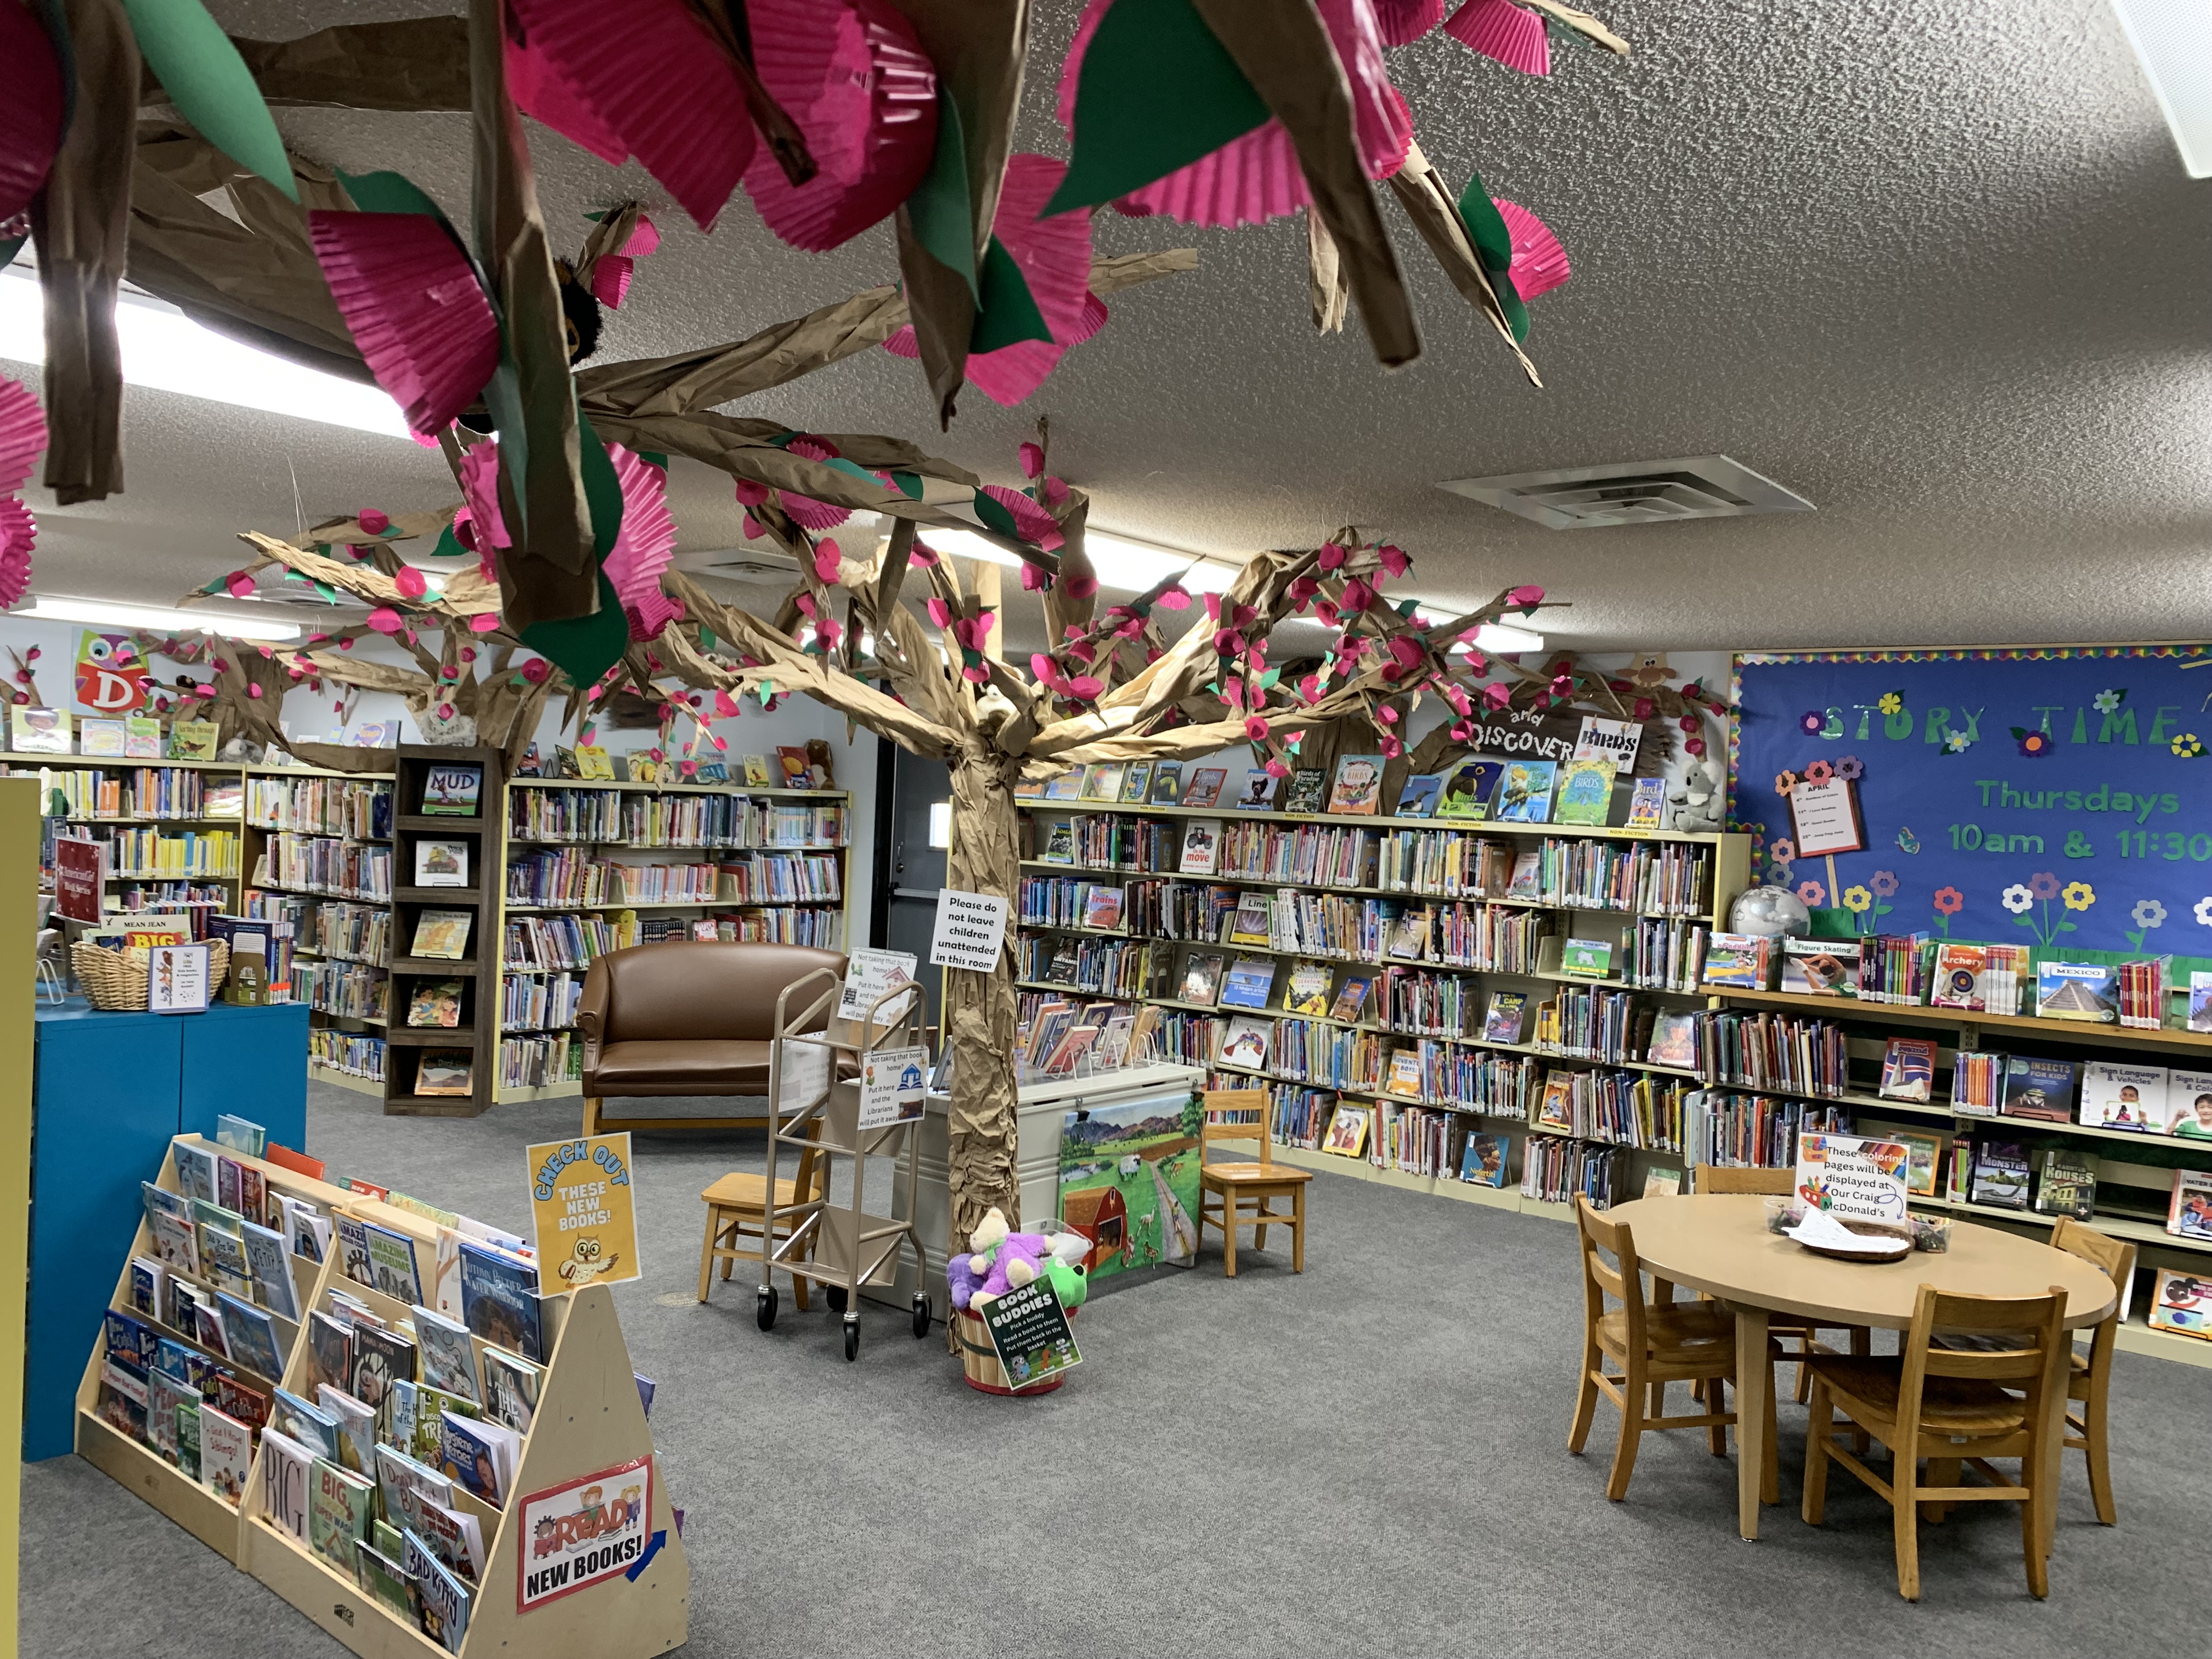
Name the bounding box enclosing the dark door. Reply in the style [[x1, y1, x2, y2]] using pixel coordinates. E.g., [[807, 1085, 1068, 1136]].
[[874, 741, 951, 1032]]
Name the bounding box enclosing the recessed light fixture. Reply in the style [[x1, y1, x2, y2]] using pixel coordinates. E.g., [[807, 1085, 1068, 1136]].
[[2111, 0, 2212, 177], [907, 524, 1241, 595], [18, 595, 303, 641], [0, 269, 411, 438]]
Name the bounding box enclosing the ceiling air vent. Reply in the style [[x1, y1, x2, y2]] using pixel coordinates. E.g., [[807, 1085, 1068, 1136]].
[[1436, 455, 1813, 530]]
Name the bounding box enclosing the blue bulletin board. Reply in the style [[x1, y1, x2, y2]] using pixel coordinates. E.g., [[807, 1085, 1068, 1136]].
[[1730, 646, 2212, 965]]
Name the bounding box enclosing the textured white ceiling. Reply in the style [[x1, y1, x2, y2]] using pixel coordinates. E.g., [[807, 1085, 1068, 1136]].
[[8, 0, 2211, 652]]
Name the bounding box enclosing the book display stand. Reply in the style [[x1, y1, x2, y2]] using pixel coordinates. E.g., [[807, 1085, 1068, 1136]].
[[757, 972, 934, 1361], [75, 1135, 689, 1657], [387, 746, 505, 1117]]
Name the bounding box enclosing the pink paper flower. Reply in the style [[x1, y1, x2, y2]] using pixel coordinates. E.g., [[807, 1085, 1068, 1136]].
[[734, 478, 770, 508], [1317, 541, 1346, 572], [1018, 441, 1045, 478], [358, 509, 390, 535], [813, 541, 843, 584], [1244, 715, 1270, 740], [366, 607, 403, 634], [1066, 675, 1103, 700], [1265, 758, 1290, 778], [1506, 584, 1544, 607], [926, 597, 952, 628], [1155, 586, 1190, 611], [225, 571, 256, 599], [469, 612, 500, 633], [1376, 544, 1409, 577], [394, 566, 427, 599]]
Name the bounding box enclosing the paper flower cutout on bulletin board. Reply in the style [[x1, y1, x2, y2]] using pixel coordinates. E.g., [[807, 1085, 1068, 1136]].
[[1877, 691, 1903, 715], [2194, 896, 2212, 928], [2029, 871, 2061, 902], [2172, 732, 2203, 759], [1797, 879, 1825, 906], [1772, 770, 1798, 797], [2001, 884, 2033, 915], [1797, 711, 1824, 736], [2062, 881, 2096, 913], [2132, 898, 2166, 929], [1842, 885, 1871, 913], [1803, 759, 1833, 783], [1942, 730, 1973, 753], [2095, 689, 2125, 714], [1835, 755, 1864, 781], [2012, 726, 2053, 758], [1932, 887, 1963, 916]]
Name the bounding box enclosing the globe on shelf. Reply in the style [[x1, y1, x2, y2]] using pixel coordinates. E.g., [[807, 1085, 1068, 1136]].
[[1729, 884, 1812, 939]]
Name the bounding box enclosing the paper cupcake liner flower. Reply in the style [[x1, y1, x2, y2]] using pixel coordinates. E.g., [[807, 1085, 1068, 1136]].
[[308, 210, 500, 437], [605, 445, 680, 641], [0, 2, 63, 225], [1494, 199, 1571, 300], [0, 375, 48, 495], [741, 0, 938, 252], [589, 215, 661, 309], [456, 440, 511, 581], [0, 496, 35, 607], [1443, 0, 1549, 75], [507, 0, 757, 230], [1374, 0, 1447, 44]]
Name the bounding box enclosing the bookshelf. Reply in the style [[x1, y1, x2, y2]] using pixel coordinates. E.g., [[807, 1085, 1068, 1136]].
[[11, 754, 251, 918], [1014, 791, 1752, 1210], [383, 746, 505, 1117], [493, 776, 852, 1103], [77, 1135, 691, 1654]]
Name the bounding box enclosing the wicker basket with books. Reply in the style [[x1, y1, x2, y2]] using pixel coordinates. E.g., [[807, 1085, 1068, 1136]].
[[71, 939, 230, 1011]]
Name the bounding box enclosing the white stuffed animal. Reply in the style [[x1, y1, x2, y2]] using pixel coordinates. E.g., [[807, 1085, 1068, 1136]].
[[1668, 757, 1725, 833]]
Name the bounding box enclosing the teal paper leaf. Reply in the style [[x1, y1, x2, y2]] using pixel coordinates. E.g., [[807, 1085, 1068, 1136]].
[[1046, 0, 1271, 217], [1454, 171, 1530, 341], [577, 410, 623, 562], [904, 88, 978, 298], [521, 571, 628, 691], [123, 0, 298, 202], [970, 489, 1022, 542], [970, 238, 1053, 353]]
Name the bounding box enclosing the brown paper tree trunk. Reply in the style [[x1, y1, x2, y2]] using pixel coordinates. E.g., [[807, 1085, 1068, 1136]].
[[943, 744, 1023, 1244]]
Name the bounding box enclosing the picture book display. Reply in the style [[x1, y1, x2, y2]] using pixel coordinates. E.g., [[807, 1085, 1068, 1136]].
[[1493, 760, 1558, 823], [2034, 1148, 2097, 1220], [1234, 771, 1280, 810], [2082, 1062, 2165, 1131], [1625, 777, 1668, 830], [2169, 1073, 2212, 1137], [1558, 938, 1612, 979], [2000, 1055, 2078, 1124], [2148, 1269, 2212, 1340], [1178, 819, 1222, 876], [1322, 1104, 1370, 1158], [1460, 1133, 1510, 1187], [1178, 954, 1224, 1007], [1220, 956, 1276, 1010], [409, 911, 473, 961], [1327, 755, 1385, 815], [1329, 976, 1372, 1023], [1780, 938, 1860, 997], [1876, 1037, 1936, 1103], [1283, 768, 1327, 815], [1281, 962, 1332, 1017], [1181, 768, 1228, 809], [1395, 774, 1443, 817], [1968, 1139, 2033, 1210], [414, 1052, 475, 1097], [2036, 961, 2118, 1024], [1148, 760, 1183, 805], [2170, 1169, 2212, 1241], [420, 764, 483, 816], [1550, 759, 1614, 827], [1218, 1015, 1272, 1070], [1436, 759, 1503, 821], [1483, 990, 1528, 1045], [407, 980, 464, 1029], [413, 840, 470, 888]]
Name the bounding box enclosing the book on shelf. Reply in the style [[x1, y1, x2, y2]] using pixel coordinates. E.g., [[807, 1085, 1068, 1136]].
[[2170, 1169, 2212, 1241], [407, 979, 464, 1028], [1890, 1130, 1943, 1197], [1642, 1167, 1683, 1199], [1550, 759, 1614, 827], [1395, 774, 1443, 817], [1220, 956, 1276, 1010], [1083, 887, 1124, 930], [1178, 819, 1222, 876], [123, 715, 161, 759], [415, 1051, 474, 1097], [2148, 1269, 2212, 1340], [410, 910, 473, 960], [1533, 1073, 1574, 1132], [1877, 1037, 1937, 1103], [168, 719, 219, 761], [1646, 1010, 1699, 1069], [1039, 822, 1076, 865], [2081, 1061, 2165, 1132], [1493, 760, 1558, 823], [481, 1346, 541, 1432], [1081, 761, 1126, 802], [1699, 933, 1773, 990], [1780, 937, 1860, 997], [200, 1404, 255, 1504], [1283, 768, 1327, 815], [1462, 1133, 1510, 1186], [2000, 1054, 2078, 1123], [1179, 954, 1224, 1007], [407, 1527, 473, 1651], [1558, 938, 1612, 979], [414, 840, 470, 887], [1385, 1049, 1423, 1097], [1483, 990, 1528, 1045], [2034, 1148, 2097, 1220], [2118, 957, 2169, 1029], [1327, 754, 1385, 815], [80, 718, 126, 757], [1968, 1140, 2032, 1210], [1182, 768, 1228, 809], [1234, 770, 1281, 810], [420, 763, 483, 817], [2186, 971, 2212, 1033], [1226, 893, 1273, 945], [1928, 943, 1987, 1011], [1120, 761, 1154, 803], [1321, 1104, 1370, 1158], [9, 705, 69, 752], [1217, 1015, 1272, 1070], [1042, 1023, 1101, 1076], [1504, 850, 1542, 899], [1148, 760, 1183, 804], [1436, 758, 1504, 821], [1980, 943, 2030, 1015], [458, 1240, 544, 1360], [2036, 961, 2118, 1024], [2168, 1071, 2212, 1137], [1385, 909, 1431, 961], [1625, 777, 1668, 830], [1282, 961, 1332, 1016]]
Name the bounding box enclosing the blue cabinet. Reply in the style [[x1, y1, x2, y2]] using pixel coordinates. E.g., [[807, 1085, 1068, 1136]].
[[25, 1000, 307, 1459]]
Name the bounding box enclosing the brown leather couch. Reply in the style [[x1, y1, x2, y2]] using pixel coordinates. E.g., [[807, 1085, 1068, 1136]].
[[577, 940, 848, 1134]]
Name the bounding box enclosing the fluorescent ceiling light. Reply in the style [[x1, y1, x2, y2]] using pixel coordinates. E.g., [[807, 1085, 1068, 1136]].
[[2111, 0, 2212, 176], [0, 269, 411, 438], [1471, 620, 1545, 654], [911, 524, 1239, 595], [18, 595, 302, 641]]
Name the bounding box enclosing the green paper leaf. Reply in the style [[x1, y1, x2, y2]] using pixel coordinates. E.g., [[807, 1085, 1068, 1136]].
[[431, 524, 466, 563], [640, 450, 668, 472], [0, 234, 25, 274], [521, 571, 628, 690], [887, 471, 923, 500], [335, 168, 443, 219], [970, 238, 1053, 353], [819, 455, 883, 488], [970, 489, 1022, 543], [577, 410, 624, 562], [1454, 172, 1530, 341], [905, 88, 978, 298], [123, 0, 297, 202], [1046, 0, 1271, 216]]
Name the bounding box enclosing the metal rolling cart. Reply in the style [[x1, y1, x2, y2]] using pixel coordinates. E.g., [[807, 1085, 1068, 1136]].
[[755, 969, 934, 1361]]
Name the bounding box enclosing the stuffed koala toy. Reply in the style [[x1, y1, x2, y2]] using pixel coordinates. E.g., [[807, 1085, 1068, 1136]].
[[1668, 758, 1725, 834]]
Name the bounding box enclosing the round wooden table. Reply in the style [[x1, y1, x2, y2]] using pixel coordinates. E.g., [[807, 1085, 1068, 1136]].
[[1605, 1193, 2119, 1541]]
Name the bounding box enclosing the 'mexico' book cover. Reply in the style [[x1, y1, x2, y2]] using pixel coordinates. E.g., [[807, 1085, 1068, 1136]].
[[2037, 961, 2118, 1024]]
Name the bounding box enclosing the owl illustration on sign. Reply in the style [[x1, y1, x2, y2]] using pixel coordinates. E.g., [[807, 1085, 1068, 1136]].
[[74, 630, 151, 714], [557, 1233, 620, 1286]]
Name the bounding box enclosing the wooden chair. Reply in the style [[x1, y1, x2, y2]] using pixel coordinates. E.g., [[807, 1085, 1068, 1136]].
[[1195, 1089, 1311, 1276], [2049, 1216, 2135, 1525], [1568, 1195, 1748, 1502], [1695, 1164, 1872, 1399], [1801, 1282, 2066, 1601], [697, 1121, 826, 1306]]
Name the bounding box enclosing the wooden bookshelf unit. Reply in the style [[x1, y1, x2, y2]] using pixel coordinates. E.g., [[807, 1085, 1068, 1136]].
[[385, 745, 505, 1117]]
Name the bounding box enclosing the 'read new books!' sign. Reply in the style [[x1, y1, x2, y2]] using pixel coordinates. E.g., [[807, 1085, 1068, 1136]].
[[518, 1456, 656, 1611]]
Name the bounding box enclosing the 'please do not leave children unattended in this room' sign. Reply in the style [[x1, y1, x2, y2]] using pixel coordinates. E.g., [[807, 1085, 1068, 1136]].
[[526, 1133, 642, 1292], [929, 889, 1008, 972]]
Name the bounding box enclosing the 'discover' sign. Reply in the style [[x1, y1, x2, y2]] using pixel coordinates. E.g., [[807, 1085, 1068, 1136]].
[[517, 1456, 653, 1611]]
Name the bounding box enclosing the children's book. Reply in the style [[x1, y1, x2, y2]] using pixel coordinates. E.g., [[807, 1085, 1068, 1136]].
[[410, 1387, 480, 1466], [1494, 760, 1558, 823], [2148, 1269, 2212, 1340], [438, 1411, 521, 1504], [410, 911, 473, 960], [198, 1224, 253, 1299], [1147, 760, 1184, 805], [351, 1324, 417, 1433], [364, 1224, 424, 1304], [272, 1386, 342, 1462], [479, 1346, 541, 1434], [2167, 1070, 2212, 1137], [2036, 961, 2119, 1024], [1326, 754, 1385, 815], [2170, 1169, 2212, 1241], [308, 1311, 353, 1392], [1927, 943, 1988, 1012], [1226, 894, 1273, 946], [173, 1141, 218, 1203], [2192, 972, 2212, 1034], [1329, 975, 1373, 1024], [417, 1494, 488, 1582], [1395, 774, 1443, 817], [1436, 758, 1504, 821], [1120, 761, 1154, 804], [1383, 1048, 1423, 1097], [1969, 1141, 2033, 1210], [1889, 1130, 1943, 1197], [375, 1442, 456, 1538], [1699, 933, 1773, 991], [1182, 767, 1229, 809], [406, 1528, 473, 1653], [318, 1384, 378, 1476], [1234, 770, 1281, 811], [407, 980, 464, 1028], [1220, 956, 1276, 1010], [168, 718, 220, 761], [239, 1219, 299, 1320], [1178, 954, 1224, 1008], [415, 1051, 475, 1096], [2001, 1054, 2079, 1123], [1322, 1104, 1370, 1158], [217, 1293, 284, 1380], [2081, 1062, 2165, 1131], [201, 1405, 255, 1504], [458, 1242, 544, 1361], [1645, 1011, 1700, 1070], [1780, 938, 1861, 997], [413, 1306, 481, 1402], [174, 1398, 201, 1479], [215, 1374, 270, 1438], [1282, 961, 1333, 1017], [1534, 1073, 1575, 1132], [2035, 1148, 2097, 1220], [128, 1256, 166, 1323], [1877, 1037, 1937, 1103], [355, 1541, 418, 1620], [1084, 887, 1125, 930], [104, 1308, 154, 1377], [1386, 909, 1431, 961], [260, 1428, 315, 1538], [93, 1358, 149, 1442], [8, 706, 69, 753], [310, 1457, 376, 1571], [1642, 1167, 1683, 1198], [1559, 938, 1612, 979], [214, 1114, 267, 1157], [1081, 761, 1126, 802], [1217, 1015, 1272, 1070], [1483, 990, 1530, 1044], [285, 1199, 332, 1268], [1177, 819, 1222, 876], [1550, 758, 1615, 826], [80, 718, 126, 757], [1283, 768, 1328, 815], [420, 763, 484, 816], [1624, 776, 1668, 831], [1460, 1133, 1510, 1186], [1039, 823, 1076, 865]]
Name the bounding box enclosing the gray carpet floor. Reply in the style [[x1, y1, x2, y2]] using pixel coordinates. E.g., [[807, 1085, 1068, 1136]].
[[21, 1081, 2212, 1657]]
